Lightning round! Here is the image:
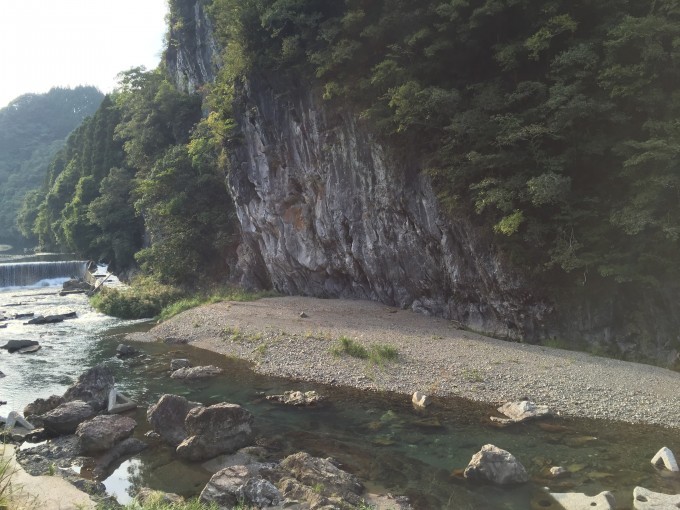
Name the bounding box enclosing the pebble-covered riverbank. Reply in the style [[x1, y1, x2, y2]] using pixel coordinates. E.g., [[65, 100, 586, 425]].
[[129, 296, 680, 429]]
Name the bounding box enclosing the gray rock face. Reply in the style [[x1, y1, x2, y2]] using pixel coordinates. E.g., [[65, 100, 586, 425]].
[[42, 400, 95, 436], [165, 0, 221, 93], [147, 394, 200, 446], [634, 487, 680, 509], [176, 403, 254, 461], [170, 365, 223, 379], [24, 395, 65, 418], [76, 415, 137, 454], [63, 365, 115, 411], [164, 0, 680, 363], [463, 444, 529, 485]]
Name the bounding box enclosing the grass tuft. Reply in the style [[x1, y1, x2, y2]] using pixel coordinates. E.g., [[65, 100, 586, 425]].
[[331, 336, 399, 366]]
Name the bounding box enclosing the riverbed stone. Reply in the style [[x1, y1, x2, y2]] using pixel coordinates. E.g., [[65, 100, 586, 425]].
[[491, 400, 551, 425], [463, 444, 529, 485], [42, 400, 96, 436], [176, 403, 254, 461], [532, 490, 616, 510], [147, 394, 201, 446], [170, 365, 223, 379], [651, 447, 679, 472], [76, 414, 137, 454], [266, 390, 324, 406], [63, 364, 115, 411], [634, 486, 680, 509]]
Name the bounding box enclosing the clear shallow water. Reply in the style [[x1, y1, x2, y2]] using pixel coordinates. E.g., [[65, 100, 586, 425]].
[[2, 279, 680, 509]]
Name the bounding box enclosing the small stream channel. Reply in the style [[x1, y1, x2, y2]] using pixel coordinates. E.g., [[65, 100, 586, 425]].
[[1, 262, 680, 509]]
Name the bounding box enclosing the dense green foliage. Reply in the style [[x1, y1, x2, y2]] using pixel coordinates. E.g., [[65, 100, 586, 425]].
[[20, 65, 237, 283], [206, 0, 680, 290], [0, 86, 103, 246], [90, 276, 184, 319]]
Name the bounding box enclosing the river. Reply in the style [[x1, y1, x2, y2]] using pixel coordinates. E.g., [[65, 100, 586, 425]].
[[1, 262, 680, 509]]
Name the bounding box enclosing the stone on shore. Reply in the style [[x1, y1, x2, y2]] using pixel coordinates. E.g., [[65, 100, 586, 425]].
[[412, 391, 431, 408], [170, 365, 223, 379], [176, 403, 254, 461], [532, 490, 616, 510], [42, 400, 96, 436], [24, 395, 65, 420], [266, 390, 324, 406], [634, 487, 680, 509], [147, 394, 201, 446], [76, 415, 137, 454], [651, 447, 679, 472], [63, 365, 115, 411], [490, 400, 551, 425], [463, 444, 529, 485]]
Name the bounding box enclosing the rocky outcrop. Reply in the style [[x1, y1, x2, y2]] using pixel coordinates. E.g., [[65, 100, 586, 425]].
[[200, 464, 282, 509], [167, 0, 680, 361], [463, 444, 529, 485], [165, 0, 221, 94]]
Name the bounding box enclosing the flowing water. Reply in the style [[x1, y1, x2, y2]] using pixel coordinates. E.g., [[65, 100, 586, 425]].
[[1, 262, 680, 509]]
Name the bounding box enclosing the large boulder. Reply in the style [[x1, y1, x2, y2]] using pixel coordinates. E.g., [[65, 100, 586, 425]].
[[463, 444, 529, 485], [176, 403, 254, 461], [634, 487, 680, 510], [170, 365, 223, 379], [200, 464, 282, 509], [279, 452, 364, 505], [63, 365, 115, 411], [42, 401, 96, 436], [147, 394, 200, 446], [76, 415, 137, 454]]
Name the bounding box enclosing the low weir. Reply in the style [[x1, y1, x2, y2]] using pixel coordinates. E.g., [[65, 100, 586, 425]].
[[0, 260, 87, 287]]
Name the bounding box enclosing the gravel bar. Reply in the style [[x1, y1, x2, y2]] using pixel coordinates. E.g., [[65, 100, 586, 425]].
[[128, 296, 680, 429]]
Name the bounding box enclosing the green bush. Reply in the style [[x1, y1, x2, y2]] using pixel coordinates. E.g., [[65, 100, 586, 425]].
[[331, 337, 399, 366], [90, 276, 183, 319]]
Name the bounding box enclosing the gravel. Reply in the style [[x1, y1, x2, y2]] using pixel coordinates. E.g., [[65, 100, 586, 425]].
[[128, 296, 680, 429]]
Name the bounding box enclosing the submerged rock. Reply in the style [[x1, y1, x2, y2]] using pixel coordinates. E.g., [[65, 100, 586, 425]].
[[266, 390, 325, 406], [463, 444, 529, 485], [1, 340, 39, 353], [170, 365, 223, 379], [490, 400, 551, 425]]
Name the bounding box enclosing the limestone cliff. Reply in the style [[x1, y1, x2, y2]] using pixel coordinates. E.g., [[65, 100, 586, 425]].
[[166, 0, 680, 364]]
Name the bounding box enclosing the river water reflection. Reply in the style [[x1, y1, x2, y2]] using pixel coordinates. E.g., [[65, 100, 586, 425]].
[[2, 279, 680, 509]]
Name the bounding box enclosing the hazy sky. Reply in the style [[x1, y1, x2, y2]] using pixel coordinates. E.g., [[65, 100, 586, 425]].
[[0, 0, 168, 108]]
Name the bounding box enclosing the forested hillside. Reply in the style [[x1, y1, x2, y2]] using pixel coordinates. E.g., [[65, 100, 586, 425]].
[[18, 0, 680, 360], [0, 86, 103, 246]]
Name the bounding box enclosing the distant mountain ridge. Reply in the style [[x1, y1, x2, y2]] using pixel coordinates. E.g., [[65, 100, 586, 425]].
[[0, 86, 104, 246]]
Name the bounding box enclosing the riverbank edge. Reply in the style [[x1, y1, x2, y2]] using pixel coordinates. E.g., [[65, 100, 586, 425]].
[[128, 296, 680, 430]]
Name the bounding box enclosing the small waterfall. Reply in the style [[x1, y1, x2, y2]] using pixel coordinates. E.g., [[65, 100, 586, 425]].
[[0, 260, 88, 287]]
